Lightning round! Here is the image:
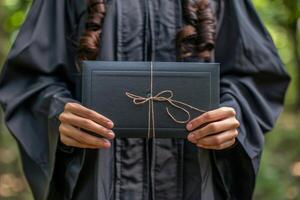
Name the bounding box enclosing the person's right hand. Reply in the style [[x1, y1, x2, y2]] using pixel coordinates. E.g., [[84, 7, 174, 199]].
[[58, 102, 115, 149]]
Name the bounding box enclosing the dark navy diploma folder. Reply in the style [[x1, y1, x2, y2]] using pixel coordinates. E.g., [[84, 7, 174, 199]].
[[81, 61, 219, 138]]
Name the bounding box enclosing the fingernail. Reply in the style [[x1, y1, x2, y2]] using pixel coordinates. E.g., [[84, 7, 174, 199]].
[[186, 123, 193, 131], [188, 133, 195, 141], [107, 130, 115, 138], [104, 140, 111, 148], [107, 121, 114, 128]]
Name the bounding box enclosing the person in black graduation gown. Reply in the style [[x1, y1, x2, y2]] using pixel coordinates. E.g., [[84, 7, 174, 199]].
[[0, 0, 290, 199]]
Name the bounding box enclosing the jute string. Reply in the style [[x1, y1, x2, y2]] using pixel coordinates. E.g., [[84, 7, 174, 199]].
[[125, 62, 206, 139]]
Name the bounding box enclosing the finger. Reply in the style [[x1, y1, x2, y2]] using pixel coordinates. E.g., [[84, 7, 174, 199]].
[[188, 117, 239, 142], [59, 112, 115, 139], [186, 107, 236, 131], [59, 123, 111, 148], [195, 129, 238, 146], [197, 138, 236, 150], [64, 102, 114, 129], [60, 134, 100, 149]]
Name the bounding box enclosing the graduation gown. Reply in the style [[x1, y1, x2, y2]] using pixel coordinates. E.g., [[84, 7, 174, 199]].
[[0, 0, 290, 199]]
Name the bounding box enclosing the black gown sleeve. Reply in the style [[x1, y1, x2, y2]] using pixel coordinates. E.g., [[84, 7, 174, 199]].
[[0, 0, 85, 199], [211, 0, 290, 199]]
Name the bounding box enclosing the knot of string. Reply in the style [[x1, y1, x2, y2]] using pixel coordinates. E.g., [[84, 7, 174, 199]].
[[125, 62, 206, 139]]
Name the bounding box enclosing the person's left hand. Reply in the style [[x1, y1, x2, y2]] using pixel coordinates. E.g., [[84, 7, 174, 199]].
[[186, 107, 240, 150]]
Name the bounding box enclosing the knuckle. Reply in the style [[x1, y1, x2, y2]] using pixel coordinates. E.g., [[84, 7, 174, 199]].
[[80, 118, 92, 127], [58, 113, 63, 121], [85, 109, 95, 118], [199, 140, 206, 147], [77, 132, 98, 146], [229, 107, 236, 116], [209, 123, 218, 132], [203, 112, 212, 121], [230, 139, 236, 145], [65, 102, 78, 111], [214, 136, 222, 145], [60, 135, 69, 146], [99, 127, 109, 135], [58, 124, 65, 133], [95, 125, 109, 137], [58, 113, 66, 122], [91, 138, 102, 146], [233, 129, 239, 137], [191, 130, 198, 136], [220, 107, 228, 113], [76, 132, 88, 143], [59, 134, 64, 142], [234, 119, 240, 127], [94, 142, 102, 147], [222, 107, 235, 116], [64, 102, 72, 110]]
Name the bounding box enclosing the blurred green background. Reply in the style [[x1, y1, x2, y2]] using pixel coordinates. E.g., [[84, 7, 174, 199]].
[[0, 0, 299, 199]]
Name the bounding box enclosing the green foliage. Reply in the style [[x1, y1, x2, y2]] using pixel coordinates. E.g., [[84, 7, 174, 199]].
[[254, 113, 300, 200], [0, 0, 31, 66], [253, 0, 300, 111]]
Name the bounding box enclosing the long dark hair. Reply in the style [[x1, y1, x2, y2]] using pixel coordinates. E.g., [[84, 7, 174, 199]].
[[78, 0, 216, 63]]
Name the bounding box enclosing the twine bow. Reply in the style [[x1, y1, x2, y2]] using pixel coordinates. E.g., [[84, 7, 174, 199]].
[[125, 62, 206, 138]]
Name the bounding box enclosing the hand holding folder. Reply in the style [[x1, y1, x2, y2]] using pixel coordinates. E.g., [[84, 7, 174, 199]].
[[81, 61, 220, 138]]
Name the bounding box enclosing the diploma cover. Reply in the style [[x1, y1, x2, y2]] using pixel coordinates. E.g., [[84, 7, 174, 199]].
[[81, 61, 219, 138]]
